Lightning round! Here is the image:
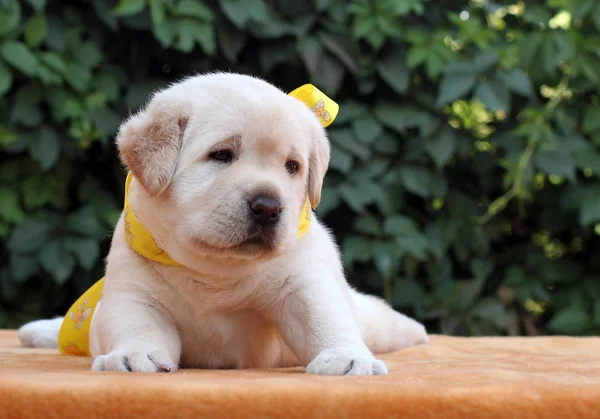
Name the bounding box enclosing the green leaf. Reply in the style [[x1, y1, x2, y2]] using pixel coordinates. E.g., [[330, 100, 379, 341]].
[[175, 0, 214, 20], [392, 0, 423, 15], [593, 4, 600, 32], [0, 60, 13, 96], [315, 0, 334, 11], [354, 213, 381, 235], [39, 239, 75, 284], [30, 127, 60, 171], [499, 68, 534, 97], [315, 186, 339, 217], [313, 52, 344, 95], [219, 0, 268, 28], [113, 0, 145, 16], [72, 41, 104, 69], [25, 14, 46, 48], [583, 106, 600, 134], [376, 48, 409, 94], [0, 186, 24, 223], [342, 235, 372, 266], [351, 114, 382, 144], [26, 0, 47, 12], [21, 176, 51, 209], [64, 237, 100, 270], [470, 258, 493, 280], [594, 301, 600, 326], [335, 101, 367, 124], [65, 207, 106, 238], [7, 219, 51, 253], [38, 64, 61, 86], [436, 61, 476, 105], [10, 254, 39, 282], [125, 80, 164, 110], [474, 77, 511, 113], [383, 215, 418, 236], [0, 126, 17, 147], [329, 128, 370, 160], [400, 166, 431, 197], [406, 46, 428, 68], [11, 99, 42, 127], [534, 149, 576, 183], [176, 18, 215, 54], [218, 23, 247, 62], [473, 50, 499, 72], [319, 32, 359, 75], [573, 0, 596, 20], [548, 307, 592, 334], [152, 19, 175, 46], [87, 107, 121, 140], [338, 182, 375, 212], [454, 277, 485, 311], [396, 235, 429, 260], [373, 103, 421, 133], [574, 150, 600, 176], [471, 298, 508, 329], [0, 1, 21, 37], [92, 0, 118, 30], [371, 241, 398, 278], [41, 52, 67, 75], [579, 193, 600, 226], [0, 41, 38, 76], [519, 32, 543, 70], [93, 72, 121, 102], [425, 52, 447, 79], [65, 61, 92, 92], [392, 279, 425, 308], [148, 0, 165, 25], [425, 129, 455, 168]]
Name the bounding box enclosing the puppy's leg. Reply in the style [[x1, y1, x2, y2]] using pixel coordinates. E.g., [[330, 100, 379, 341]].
[[90, 298, 181, 373], [274, 267, 387, 376], [18, 317, 63, 348], [352, 291, 428, 354]]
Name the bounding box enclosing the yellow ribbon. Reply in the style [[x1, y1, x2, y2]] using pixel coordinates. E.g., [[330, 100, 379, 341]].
[[57, 84, 339, 356]]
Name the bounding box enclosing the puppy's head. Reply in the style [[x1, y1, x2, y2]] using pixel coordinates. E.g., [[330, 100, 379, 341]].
[[116, 73, 330, 260]]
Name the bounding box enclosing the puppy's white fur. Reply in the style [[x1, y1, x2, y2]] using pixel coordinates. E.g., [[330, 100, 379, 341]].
[[19, 73, 428, 375]]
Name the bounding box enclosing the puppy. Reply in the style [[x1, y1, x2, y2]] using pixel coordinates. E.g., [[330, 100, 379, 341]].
[[18, 73, 428, 375]]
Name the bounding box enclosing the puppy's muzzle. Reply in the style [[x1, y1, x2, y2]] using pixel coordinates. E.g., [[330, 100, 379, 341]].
[[249, 195, 281, 227]]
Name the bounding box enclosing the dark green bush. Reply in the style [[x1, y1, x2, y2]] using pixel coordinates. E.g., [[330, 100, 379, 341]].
[[2, 0, 600, 335]]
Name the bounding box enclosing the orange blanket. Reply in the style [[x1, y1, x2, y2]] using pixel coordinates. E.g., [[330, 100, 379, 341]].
[[0, 330, 599, 419]]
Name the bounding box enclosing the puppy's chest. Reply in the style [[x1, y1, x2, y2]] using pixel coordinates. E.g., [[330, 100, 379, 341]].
[[160, 270, 293, 368], [177, 309, 285, 369]]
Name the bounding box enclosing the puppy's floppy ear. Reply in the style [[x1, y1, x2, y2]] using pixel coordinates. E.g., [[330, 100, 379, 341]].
[[116, 99, 189, 196], [307, 124, 331, 209]]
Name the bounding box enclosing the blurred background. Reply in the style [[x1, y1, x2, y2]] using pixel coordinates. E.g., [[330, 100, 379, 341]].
[[1, 0, 599, 336]]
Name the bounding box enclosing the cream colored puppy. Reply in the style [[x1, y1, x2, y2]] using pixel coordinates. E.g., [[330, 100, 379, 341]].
[[18, 73, 428, 375]]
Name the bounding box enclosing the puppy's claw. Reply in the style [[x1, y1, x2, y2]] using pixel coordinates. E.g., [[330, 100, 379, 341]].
[[306, 348, 388, 376], [92, 348, 177, 373]]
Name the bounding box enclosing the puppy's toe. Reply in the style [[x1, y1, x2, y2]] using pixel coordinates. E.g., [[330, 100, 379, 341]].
[[305, 348, 388, 376], [92, 348, 177, 373]]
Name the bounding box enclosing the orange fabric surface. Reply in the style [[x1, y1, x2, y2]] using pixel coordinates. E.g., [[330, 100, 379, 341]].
[[1, 330, 599, 419]]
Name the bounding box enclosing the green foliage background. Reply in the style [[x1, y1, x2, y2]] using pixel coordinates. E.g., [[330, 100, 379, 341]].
[[2, 0, 600, 336]]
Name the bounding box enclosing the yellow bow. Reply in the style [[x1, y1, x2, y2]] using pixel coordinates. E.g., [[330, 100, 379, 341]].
[[57, 84, 339, 356]]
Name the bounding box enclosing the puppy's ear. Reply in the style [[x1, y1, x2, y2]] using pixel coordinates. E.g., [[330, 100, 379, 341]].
[[116, 100, 189, 196], [307, 124, 331, 209]]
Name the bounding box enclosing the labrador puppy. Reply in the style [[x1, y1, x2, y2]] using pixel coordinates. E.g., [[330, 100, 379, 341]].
[[18, 73, 428, 375]]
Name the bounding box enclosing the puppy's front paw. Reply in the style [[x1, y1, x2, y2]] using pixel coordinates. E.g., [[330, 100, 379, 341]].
[[306, 348, 388, 376], [92, 348, 177, 373]]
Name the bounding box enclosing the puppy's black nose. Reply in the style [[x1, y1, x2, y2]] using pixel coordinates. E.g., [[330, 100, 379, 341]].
[[249, 196, 281, 227]]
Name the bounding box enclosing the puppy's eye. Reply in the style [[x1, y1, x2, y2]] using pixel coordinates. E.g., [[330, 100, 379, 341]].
[[209, 150, 233, 163], [285, 160, 299, 175]]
